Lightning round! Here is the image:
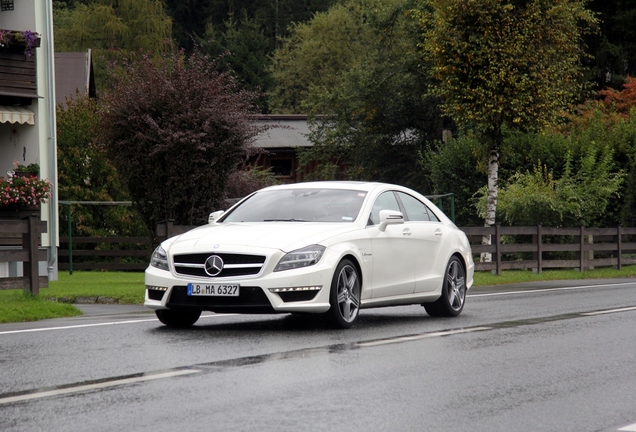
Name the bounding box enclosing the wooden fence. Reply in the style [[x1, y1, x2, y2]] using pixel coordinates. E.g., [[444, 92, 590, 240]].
[[464, 225, 636, 274], [58, 236, 153, 272], [58, 220, 197, 273], [0, 215, 48, 294], [55, 222, 636, 275]]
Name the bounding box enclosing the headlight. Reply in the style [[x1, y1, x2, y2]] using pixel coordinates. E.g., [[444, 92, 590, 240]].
[[150, 246, 169, 271], [274, 245, 326, 272]]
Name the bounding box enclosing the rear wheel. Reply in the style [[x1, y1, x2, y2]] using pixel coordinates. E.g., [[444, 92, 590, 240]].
[[325, 259, 361, 329], [423, 256, 466, 317], [155, 309, 201, 328]]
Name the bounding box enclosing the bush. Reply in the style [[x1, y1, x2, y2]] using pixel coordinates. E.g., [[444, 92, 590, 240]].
[[99, 49, 263, 231], [475, 148, 623, 227]]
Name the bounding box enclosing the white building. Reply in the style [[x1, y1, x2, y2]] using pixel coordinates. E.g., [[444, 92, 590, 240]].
[[0, 0, 58, 280]]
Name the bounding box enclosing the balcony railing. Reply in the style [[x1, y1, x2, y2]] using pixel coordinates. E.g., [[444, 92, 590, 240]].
[[0, 29, 41, 99]]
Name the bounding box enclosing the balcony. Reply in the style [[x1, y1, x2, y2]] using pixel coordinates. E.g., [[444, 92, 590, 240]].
[[0, 29, 41, 100]]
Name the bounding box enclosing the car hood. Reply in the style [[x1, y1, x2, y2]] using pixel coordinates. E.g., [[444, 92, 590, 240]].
[[165, 222, 360, 253]]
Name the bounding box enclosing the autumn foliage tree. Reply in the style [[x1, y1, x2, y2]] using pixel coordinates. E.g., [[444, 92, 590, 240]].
[[599, 76, 636, 116], [99, 49, 263, 232]]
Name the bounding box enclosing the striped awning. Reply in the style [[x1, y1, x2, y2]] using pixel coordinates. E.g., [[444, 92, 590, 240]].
[[0, 106, 35, 125]]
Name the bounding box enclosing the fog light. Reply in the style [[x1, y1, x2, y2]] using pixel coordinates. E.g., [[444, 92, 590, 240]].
[[146, 285, 168, 291], [269, 286, 322, 293]]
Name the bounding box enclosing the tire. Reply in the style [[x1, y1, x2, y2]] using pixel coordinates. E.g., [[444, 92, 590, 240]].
[[325, 259, 361, 329], [423, 256, 466, 317], [155, 309, 201, 328]]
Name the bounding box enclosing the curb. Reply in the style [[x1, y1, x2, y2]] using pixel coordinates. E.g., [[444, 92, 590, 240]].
[[50, 296, 120, 305]]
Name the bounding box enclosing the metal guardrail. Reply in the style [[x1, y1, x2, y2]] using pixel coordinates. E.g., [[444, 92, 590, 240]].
[[427, 193, 455, 223], [58, 200, 133, 275]]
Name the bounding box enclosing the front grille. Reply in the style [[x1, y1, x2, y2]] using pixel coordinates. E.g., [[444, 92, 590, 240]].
[[173, 253, 266, 278], [167, 285, 274, 313]]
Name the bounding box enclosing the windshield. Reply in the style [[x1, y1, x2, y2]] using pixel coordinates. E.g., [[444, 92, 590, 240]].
[[221, 188, 367, 223]]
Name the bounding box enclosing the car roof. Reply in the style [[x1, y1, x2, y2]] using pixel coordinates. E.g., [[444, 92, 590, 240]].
[[243, 181, 451, 225], [260, 181, 392, 193]]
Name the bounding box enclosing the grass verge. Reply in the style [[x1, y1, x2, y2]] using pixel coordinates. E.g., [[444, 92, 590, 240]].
[[0, 272, 144, 324], [47, 271, 145, 304], [0, 290, 83, 324], [473, 265, 636, 286], [1, 266, 635, 324]]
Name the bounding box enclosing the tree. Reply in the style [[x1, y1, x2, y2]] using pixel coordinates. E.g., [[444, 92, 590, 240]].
[[272, 0, 442, 190], [599, 76, 636, 116], [57, 93, 147, 237], [225, 166, 280, 199], [164, 0, 334, 52], [559, 82, 636, 226], [621, 151, 636, 227], [426, 133, 486, 226], [54, 0, 173, 89], [98, 49, 263, 233], [586, 0, 636, 88], [54, 0, 172, 52], [417, 0, 597, 257], [199, 13, 273, 111], [270, 0, 375, 113]]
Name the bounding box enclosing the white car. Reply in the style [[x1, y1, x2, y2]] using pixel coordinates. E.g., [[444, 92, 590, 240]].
[[145, 181, 474, 328]]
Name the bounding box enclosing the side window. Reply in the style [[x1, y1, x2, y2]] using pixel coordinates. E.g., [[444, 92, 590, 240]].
[[426, 205, 440, 222], [368, 191, 401, 225], [397, 192, 440, 222]]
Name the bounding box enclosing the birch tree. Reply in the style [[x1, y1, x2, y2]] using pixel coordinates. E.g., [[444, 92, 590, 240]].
[[417, 0, 596, 260]]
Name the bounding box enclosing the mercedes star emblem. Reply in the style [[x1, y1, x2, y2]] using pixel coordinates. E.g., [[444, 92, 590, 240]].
[[204, 255, 224, 276]]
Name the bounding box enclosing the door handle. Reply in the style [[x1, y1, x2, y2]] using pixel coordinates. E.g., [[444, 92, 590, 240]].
[[402, 228, 412, 236], [435, 229, 443, 236]]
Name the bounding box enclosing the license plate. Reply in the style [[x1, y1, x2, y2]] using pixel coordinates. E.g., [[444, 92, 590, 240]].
[[187, 283, 240, 296]]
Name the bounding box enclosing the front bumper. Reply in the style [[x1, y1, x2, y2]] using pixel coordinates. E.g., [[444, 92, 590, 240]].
[[144, 257, 336, 314]]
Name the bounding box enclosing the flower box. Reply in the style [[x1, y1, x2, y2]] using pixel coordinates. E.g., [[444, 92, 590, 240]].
[[0, 205, 41, 219], [12, 163, 40, 178], [0, 29, 41, 57], [0, 175, 51, 210]]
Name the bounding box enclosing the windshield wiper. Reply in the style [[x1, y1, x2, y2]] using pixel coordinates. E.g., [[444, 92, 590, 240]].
[[263, 219, 308, 222]]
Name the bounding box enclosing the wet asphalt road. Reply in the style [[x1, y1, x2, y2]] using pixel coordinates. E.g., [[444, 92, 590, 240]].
[[1, 279, 636, 432]]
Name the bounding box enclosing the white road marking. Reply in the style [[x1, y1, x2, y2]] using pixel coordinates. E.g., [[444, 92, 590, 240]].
[[581, 306, 636, 316], [0, 327, 490, 405], [0, 369, 201, 405], [469, 282, 636, 298], [0, 313, 234, 336], [618, 423, 636, 431], [3, 281, 635, 336], [357, 326, 492, 347]]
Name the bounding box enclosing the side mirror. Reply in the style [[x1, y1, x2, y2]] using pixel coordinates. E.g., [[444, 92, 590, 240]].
[[378, 209, 404, 232], [208, 210, 225, 224]]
